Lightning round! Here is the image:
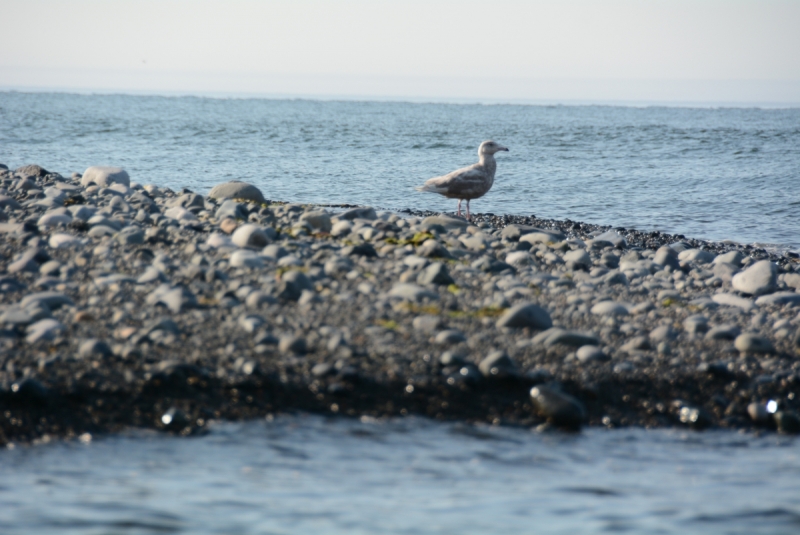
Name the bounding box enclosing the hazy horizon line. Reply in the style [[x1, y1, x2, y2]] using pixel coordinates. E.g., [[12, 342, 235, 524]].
[[3, 85, 799, 110]]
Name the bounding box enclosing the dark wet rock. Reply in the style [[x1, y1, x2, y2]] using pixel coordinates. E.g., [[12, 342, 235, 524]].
[[341, 243, 378, 257], [160, 407, 190, 432], [478, 350, 517, 377], [530, 385, 585, 429], [10, 378, 50, 406], [774, 411, 800, 434], [678, 405, 712, 430], [279, 335, 307, 354]]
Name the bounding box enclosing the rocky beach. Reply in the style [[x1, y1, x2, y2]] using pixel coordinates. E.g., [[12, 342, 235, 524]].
[[1, 163, 800, 446]]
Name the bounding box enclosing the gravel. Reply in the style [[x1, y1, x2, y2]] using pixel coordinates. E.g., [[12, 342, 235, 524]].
[[0, 163, 799, 445]]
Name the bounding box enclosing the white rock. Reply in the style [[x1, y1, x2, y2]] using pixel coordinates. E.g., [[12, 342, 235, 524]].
[[713, 250, 744, 267], [164, 206, 198, 221], [206, 232, 234, 248], [712, 293, 755, 312], [37, 213, 72, 227], [299, 210, 332, 233], [731, 260, 777, 296], [590, 301, 629, 316], [755, 291, 800, 307], [232, 224, 272, 248], [81, 166, 130, 188], [678, 249, 715, 264], [331, 220, 353, 237], [229, 250, 265, 268], [48, 233, 80, 249], [388, 283, 439, 301]]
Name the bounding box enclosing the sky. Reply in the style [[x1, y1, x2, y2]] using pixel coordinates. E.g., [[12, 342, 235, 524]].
[[1, 0, 799, 105]]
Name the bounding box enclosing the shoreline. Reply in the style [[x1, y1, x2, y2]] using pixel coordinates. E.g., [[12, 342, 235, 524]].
[[1, 163, 800, 446]]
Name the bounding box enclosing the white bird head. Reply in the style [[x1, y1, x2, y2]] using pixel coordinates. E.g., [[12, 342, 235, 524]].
[[478, 140, 509, 156]]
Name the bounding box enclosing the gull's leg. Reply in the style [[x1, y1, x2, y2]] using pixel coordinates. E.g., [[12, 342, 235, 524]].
[[456, 199, 462, 217], [466, 200, 471, 220]]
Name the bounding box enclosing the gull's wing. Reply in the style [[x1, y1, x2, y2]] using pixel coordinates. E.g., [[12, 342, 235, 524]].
[[416, 164, 489, 197]]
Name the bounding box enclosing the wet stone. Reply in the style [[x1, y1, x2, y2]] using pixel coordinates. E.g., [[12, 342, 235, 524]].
[[530, 385, 585, 429], [478, 350, 517, 378]]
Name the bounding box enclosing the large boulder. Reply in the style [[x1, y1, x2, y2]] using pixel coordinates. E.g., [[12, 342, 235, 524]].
[[81, 166, 130, 188], [208, 181, 265, 203]]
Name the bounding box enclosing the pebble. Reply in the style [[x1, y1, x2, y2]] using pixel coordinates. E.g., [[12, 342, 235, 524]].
[[416, 263, 454, 286], [229, 250, 264, 268], [388, 283, 439, 301], [590, 301, 629, 316], [576, 345, 609, 363], [496, 302, 552, 330], [649, 325, 677, 343], [434, 329, 466, 345], [279, 335, 307, 354], [232, 224, 273, 248], [26, 318, 65, 343], [705, 324, 741, 341], [478, 350, 516, 377], [755, 292, 800, 307], [711, 293, 755, 312], [734, 333, 775, 354], [78, 339, 113, 358]]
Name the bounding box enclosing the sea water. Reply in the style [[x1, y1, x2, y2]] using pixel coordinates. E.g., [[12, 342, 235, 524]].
[[1, 416, 800, 534], [1, 92, 799, 250]]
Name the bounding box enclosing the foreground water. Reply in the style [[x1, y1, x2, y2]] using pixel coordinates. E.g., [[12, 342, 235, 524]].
[[1, 415, 799, 535], [1, 92, 799, 250]]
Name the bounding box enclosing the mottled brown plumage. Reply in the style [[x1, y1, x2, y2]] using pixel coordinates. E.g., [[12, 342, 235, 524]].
[[416, 140, 508, 218]]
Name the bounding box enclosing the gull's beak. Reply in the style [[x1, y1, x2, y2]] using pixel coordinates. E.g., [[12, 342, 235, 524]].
[[499, 146, 509, 152]]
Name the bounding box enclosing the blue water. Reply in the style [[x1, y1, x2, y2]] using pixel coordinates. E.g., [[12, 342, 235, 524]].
[[1, 416, 799, 535], [1, 91, 799, 249]]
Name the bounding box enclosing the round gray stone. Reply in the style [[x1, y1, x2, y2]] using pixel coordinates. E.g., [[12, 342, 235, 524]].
[[208, 181, 266, 203]]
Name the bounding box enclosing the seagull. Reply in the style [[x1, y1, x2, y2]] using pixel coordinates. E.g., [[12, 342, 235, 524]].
[[415, 140, 509, 219]]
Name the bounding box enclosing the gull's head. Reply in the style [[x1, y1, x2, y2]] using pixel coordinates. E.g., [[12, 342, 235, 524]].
[[479, 140, 509, 156]]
